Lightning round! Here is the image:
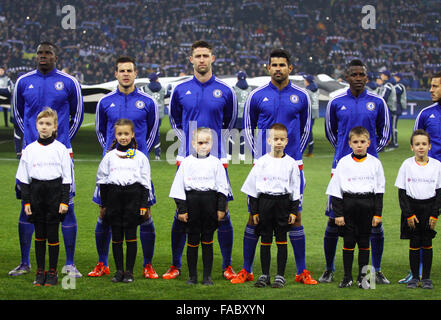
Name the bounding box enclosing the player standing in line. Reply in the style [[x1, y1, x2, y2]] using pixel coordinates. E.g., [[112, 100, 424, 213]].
[[326, 126, 385, 288], [395, 129, 441, 289], [241, 123, 301, 288], [320, 59, 391, 284], [235, 48, 316, 285], [90, 56, 159, 279], [165, 40, 238, 280], [11, 41, 84, 278], [169, 127, 230, 285], [16, 108, 72, 286]]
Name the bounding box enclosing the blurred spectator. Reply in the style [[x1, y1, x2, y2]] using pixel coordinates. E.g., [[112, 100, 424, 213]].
[[141, 72, 166, 160], [303, 74, 319, 157]]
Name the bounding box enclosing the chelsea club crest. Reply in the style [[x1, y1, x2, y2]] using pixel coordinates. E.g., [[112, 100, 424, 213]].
[[213, 89, 223, 98], [135, 100, 145, 109], [366, 102, 376, 111], [290, 94, 299, 104], [54, 81, 64, 90]]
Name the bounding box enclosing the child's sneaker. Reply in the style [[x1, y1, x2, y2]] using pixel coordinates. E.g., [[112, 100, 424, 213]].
[[202, 276, 214, 286], [406, 278, 420, 289], [123, 271, 134, 283], [421, 279, 433, 289], [338, 276, 353, 288], [271, 275, 286, 288], [33, 269, 46, 286], [112, 270, 124, 283], [44, 269, 58, 286], [254, 274, 271, 287]]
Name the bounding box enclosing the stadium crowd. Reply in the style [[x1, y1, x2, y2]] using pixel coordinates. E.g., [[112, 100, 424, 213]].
[[0, 0, 439, 88]]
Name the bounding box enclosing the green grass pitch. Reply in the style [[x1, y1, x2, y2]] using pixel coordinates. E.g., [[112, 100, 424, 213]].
[[1, 113, 441, 301]]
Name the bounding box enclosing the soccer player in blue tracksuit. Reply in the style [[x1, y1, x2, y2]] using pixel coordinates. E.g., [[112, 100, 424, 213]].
[[234, 48, 317, 285], [90, 56, 159, 279], [164, 40, 238, 280], [10, 41, 84, 277], [320, 59, 391, 284]]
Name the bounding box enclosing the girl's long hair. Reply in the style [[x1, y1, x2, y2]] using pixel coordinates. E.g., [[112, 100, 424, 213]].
[[108, 118, 138, 152]]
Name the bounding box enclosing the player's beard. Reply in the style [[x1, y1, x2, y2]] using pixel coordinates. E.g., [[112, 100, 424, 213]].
[[273, 73, 287, 85], [195, 65, 210, 76]]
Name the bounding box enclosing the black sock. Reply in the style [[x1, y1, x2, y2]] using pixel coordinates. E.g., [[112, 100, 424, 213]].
[[260, 243, 271, 275], [202, 242, 213, 279], [358, 249, 370, 278], [125, 240, 137, 273], [276, 243, 287, 277], [48, 242, 59, 271], [343, 249, 354, 279], [409, 249, 420, 279], [422, 247, 433, 280], [112, 241, 124, 271], [35, 239, 46, 270], [187, 244, 199, 278]]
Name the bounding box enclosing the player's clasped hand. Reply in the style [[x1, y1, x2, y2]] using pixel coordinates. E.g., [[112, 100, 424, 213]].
[[178, 213, 188, 222]]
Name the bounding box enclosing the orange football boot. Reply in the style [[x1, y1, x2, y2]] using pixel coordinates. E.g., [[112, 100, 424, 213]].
[[295, 269, 318, 285]]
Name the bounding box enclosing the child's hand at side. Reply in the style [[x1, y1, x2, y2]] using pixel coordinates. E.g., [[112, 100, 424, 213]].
[[178, 213, 188, 222], [24, 204, 32, 216], [429, 217, 437, 230], [217, 210, 225, 221], [140, 207, 151, 219], [59, 203, 68, 214], [335, 216, 345, 226], [407, 215, 419, 229], [372, 216, 382, 227], [288, 213, 297, 225]]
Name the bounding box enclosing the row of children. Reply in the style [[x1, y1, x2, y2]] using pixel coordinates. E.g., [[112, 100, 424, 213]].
[[17, 107, 441, 289]]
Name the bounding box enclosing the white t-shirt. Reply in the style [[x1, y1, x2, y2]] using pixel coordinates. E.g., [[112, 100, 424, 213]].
[[169, 154, 230, 201], [395, 156, 441, 200], [326, 153, 385, 199], [96, 148, 151, 191], [16, 139, 72, 184], [241, 153, 301, 201]]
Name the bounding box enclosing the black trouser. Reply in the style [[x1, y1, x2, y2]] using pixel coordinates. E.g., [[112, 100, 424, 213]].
[[185, 191, 218, 279], [256, 194, 291, 277], [406, 198, 436, 280], [340, 193, 375, 279], [104, 184, 144, 273]]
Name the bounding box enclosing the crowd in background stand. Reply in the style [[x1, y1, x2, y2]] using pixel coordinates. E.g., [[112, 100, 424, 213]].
[[0, 0, 439, 89]]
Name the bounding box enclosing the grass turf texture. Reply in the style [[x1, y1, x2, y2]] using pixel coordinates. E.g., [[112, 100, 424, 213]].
[[1, 113, 441, 300]]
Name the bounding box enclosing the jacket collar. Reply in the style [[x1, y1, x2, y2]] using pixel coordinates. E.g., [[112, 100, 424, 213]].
[[36, 68, 58, 77], [347, 88, 367, 99], [192, 74, 215, 86], [268, 80, 292, 92]]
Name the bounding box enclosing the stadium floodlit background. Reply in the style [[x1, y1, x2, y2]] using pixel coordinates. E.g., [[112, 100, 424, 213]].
[[1, 0, 441, 303]]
